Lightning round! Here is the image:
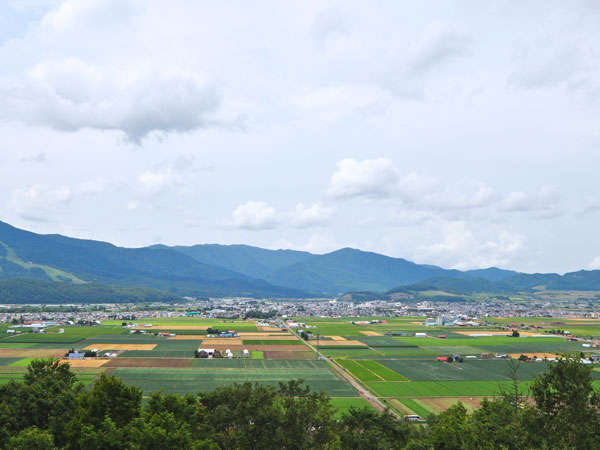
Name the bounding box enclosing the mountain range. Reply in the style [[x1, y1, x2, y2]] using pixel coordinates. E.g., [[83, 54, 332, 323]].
[[1, 219, 600, 302]]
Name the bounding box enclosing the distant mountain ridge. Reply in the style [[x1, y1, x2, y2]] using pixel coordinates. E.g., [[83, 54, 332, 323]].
[[1, 220, 600, 301], [163, 244, 518, 294]]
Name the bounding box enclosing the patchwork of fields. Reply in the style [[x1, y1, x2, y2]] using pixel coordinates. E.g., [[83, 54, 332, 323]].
[[1, 315, 599, 418]]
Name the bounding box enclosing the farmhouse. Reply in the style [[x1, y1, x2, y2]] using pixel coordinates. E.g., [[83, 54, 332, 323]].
[[195, 348, 216, 358], [436, 356, 448, 362], [68, 352, 85, 360]]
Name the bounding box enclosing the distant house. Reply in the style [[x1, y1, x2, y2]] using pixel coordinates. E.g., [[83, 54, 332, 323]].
[[195, 348, 216, 358], [415, 332, 427, 338], [481, 353, 491, 359], [68, 352, 85, 360], [437, 334, 446, 339], [590, 354, 600, 363], [436, 356, 448, 362]]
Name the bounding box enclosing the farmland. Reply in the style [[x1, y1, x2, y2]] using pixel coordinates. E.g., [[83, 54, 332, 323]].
[[1, 315, 599, 419]]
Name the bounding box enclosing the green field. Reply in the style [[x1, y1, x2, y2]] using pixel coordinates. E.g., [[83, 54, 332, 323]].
[[0, 369, 100, 387], [0, 358, 21, 366], [395, 398, 433, 417], [337, 359, 380, 382], [330, 398, 376, 417], [1, 326, 126, 343], [112, 367, 359, 397], [103, 319, 259, 331], [378, 359, 554, 381], [366, 380, 531, 397], [359, 360, 408, 381]]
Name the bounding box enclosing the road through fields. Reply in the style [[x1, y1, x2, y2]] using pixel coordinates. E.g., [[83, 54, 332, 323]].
[[292, 328, 400, 418]]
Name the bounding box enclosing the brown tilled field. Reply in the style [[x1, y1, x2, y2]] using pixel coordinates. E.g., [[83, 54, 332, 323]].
[[103, 358, 193, 368], [84, 344, 157, 351], [263, 351, 313, 359], [247, 345, 309, 351], [417, 396, 493, 413], [0, 348, 67, 358]]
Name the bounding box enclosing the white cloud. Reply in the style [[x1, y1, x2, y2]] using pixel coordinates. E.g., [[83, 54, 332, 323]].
[[419, 221, 525, 270], [289, 203, 333, 228], [41, 0, 141, 31], [500, 186, 562, 219], [134, 156, 199, 196], [10, 184, 72, 222], [589, 257, 600, 270], [380, 22, 471, 99], [2, 59, 221, 143], [327, 158, 400, 199], [230, 201, 279, 230]]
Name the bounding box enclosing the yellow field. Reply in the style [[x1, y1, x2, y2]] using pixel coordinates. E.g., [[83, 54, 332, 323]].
[[327, 336, 347, 341], [84, 344, 157, 351], [0, 348, 67, 358], [508, 352, 560, 359], [360, 331, 383, 336], [258, 326, 284, 332], [63, 359, 109, 368]]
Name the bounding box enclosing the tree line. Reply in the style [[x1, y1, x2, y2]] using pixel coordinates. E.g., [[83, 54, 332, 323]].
[[0, 357, 599, 449]]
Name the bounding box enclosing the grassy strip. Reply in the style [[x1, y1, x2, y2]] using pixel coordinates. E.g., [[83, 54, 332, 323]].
[[242, 340, 302, 345], [336, 359, 381, 382], [366, 380, 532, 397], [330, 398, 376, 418], [396, 398, 433, 418], [358, 360, 407, 381]]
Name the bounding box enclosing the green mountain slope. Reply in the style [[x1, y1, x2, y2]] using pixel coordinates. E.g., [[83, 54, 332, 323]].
[[166, 244, 518, 295], [0, 279, 183, 303], [0, 221, 307, 298], [165, 244, 313, 280]]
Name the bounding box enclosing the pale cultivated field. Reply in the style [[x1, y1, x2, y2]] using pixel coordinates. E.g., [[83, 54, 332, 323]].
[[258, 326, 285, 332], [327, 336, 347, 341], [360, 331, 383, 336], [63, 359, 108, 368], [84, 344, 157, 351], [0, 348, 66, 358]]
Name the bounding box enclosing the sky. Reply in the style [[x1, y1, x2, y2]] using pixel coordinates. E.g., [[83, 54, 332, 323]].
[[0, 0, 599, 274]]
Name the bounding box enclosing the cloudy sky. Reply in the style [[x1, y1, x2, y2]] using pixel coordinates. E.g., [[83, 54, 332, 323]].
[[1, 1, 599, 274]]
